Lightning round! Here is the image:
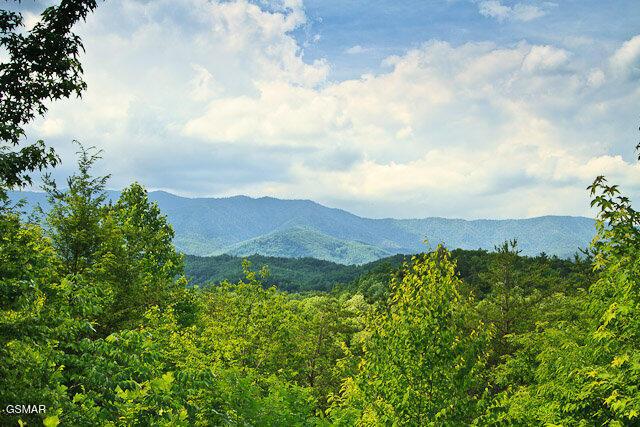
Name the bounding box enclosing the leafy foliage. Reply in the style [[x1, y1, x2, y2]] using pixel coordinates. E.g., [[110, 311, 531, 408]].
[[2, 145, 639, 425], [330, 248, 493, 425], [185, 253, 407, 292], [475, 165, 640, 426], [0, 0, 99, 190]]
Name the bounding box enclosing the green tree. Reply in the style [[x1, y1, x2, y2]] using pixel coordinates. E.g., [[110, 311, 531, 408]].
[[333, 247, 492, 425], [476, 240, 532, 363], [0, 0, 99, 192], [577, 174, 640, 423], [296, 294, 363, 409], [0, 212, 66, 425], [98, 182, 184, 331], [480, 166, 640, 425], [42, 144, 110, 276], [0, 203, 107, 425]]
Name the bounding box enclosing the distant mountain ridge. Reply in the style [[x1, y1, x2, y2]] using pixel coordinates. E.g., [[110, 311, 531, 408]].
[[9, 190, 596, 264]]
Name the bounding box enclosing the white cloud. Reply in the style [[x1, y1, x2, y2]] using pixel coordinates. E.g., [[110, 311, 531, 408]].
[[38, 118, 65, 137], [179, 36, 638, 216], [478, 1, 548, 22], [189, 64, 222, 102], [22, 12, 41, 31], [587, 68, 605, 87], [610, 35, 640, 79], [344, 45, 368, 54], [179, 37, 640, 217], [511, 3, 546, 21], [23, 0, 640, 219], [478, 1, 511, 21], [521, 45, 569, 73]]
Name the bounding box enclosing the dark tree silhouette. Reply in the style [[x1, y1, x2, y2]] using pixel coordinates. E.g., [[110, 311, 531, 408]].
[[0, 0, 99, 193]]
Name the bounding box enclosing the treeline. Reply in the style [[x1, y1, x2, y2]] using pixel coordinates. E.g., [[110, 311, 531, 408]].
[[185, 248, 591, 299], [2, 149, 639, 425], [183, 253, 397, 292]]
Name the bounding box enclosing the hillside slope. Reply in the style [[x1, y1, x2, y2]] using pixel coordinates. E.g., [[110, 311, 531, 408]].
[[9, 190, 595, 264], [224, 226, 393, 264]]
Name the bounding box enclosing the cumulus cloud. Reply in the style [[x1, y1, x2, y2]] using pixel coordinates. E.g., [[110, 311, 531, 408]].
[[22, 0, 640, 219], [478, 1, 548, 22], [610, 35, 640, 79], [521, 45, 569, 73]]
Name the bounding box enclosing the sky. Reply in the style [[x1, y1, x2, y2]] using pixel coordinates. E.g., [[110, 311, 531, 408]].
[[11, 0, 640, 219]]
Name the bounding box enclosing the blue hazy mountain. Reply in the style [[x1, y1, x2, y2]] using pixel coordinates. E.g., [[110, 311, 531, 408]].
[[9, 190, 595, 264]]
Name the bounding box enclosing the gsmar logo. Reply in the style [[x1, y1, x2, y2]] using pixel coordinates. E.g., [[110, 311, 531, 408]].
[[4, 404, 47, 414]]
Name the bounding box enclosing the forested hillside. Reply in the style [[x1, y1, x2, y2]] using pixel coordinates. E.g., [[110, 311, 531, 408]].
[[10, 189, 594, 263], [184, 249, 588, 295], [184, 253, 403, 292]]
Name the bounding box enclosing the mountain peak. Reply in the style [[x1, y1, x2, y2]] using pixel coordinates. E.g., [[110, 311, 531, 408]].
[[10, 190, 595, 264]]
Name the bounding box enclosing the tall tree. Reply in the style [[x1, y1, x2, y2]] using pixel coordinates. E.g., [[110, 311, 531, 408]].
[[333, 247, 492, 425], [481, 151, 640, 425], [42, 144, 110, 276], [476, 240, 531, 362], [99, 182, 184, 331]]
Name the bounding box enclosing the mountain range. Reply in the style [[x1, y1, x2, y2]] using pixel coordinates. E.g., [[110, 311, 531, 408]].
[[9, 190, 596, 264]]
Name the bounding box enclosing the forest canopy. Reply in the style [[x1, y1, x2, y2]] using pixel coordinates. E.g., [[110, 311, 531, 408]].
[[2, 146, 639, 426]]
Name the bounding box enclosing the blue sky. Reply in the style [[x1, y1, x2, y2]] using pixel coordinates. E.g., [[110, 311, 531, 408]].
[[298, 1, 639, 79], [13, 0, 640, 219]]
